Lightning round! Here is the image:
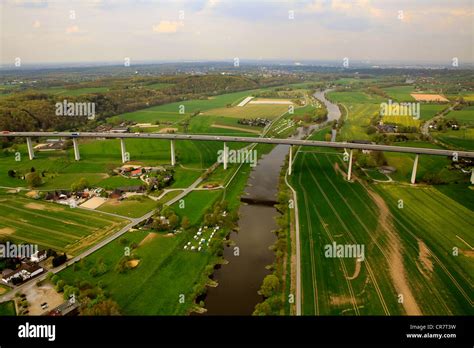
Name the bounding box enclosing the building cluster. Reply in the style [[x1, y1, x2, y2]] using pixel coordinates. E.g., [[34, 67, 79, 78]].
[[45, 188, 104, 206], [1, 250, 47, 285], [237, 118, 271, 127], [94, 122, 130, 133], [34, 139, 66, 151], [376, 124, 398, 133]]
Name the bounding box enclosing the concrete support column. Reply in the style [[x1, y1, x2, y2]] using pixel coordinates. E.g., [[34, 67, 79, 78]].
[[170, 140, 176, 166], [411, 154, 419, 184], [120, 138, 127, 163], [72, 138, 80, 161], [347, 149, 353, 181], [223, 142, 228, 170], [26, 137, 35, 160], [470, 168, 474, 185], [288, 145, 293, 175]]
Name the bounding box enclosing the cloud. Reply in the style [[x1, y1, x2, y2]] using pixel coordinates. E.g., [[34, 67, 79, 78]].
[[152, 21, 184, 34], [66, 25, 80, 34], [9, 0, 48, 8]]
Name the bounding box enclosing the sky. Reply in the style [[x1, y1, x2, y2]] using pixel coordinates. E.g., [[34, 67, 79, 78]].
[[1, 0, 473, 66]]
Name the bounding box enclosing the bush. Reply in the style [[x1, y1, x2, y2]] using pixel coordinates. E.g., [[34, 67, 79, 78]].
[[52, 253, 67, 267], [55, 280, 65, 292]]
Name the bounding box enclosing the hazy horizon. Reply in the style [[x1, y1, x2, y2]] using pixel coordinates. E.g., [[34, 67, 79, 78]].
[[1, 0, 473, 66]]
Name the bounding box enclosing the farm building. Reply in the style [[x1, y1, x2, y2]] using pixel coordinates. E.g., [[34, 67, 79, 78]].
[[2, 262, 43, 284], [30, 250, 47, 263]]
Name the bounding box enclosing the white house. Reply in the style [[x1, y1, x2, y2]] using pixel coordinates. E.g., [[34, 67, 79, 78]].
[[30, 250, 47, 263]]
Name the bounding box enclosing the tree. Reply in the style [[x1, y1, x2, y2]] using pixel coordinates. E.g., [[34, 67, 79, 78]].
[[81, 299, 121, 316], [253, 301, 272, 316], [63, 285, 79, 301], [181, 216, 190, 230], [71, 177, 89, 192], [258, 274, 280, 298], [25, 172, 42, 187], [55, 280, 65, 292], [168, 213, 179, 229], [52, 253, 67, 267]]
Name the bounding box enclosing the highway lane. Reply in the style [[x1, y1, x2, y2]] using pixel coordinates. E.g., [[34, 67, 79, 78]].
[[2, 131, 473, 158]]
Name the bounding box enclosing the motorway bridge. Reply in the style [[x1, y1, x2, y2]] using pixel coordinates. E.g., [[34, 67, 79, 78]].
[[1, 131, 474, 184]]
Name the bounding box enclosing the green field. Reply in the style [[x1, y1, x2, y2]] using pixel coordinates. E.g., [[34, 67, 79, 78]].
[[385, 141, 467, 183], [97, 196, 157, 218], [291, 150, 473, 315], [375, 184, 474, 315], [435, 184, 474, 211], [0, 195, 128, 255], [0, 137, 227, 190], [382, 115, 421, 127], [188, 115, 262, 135], [118, 90, 256, 123], [292, 151, 400, 315], [58, 230, 213, 315], [419, 104, 447, 121], [382, 86, 415, 101], [0, 300, 16, 316], [446, 106, 474, 124], [171, 190, 222, 226], [327, 91, 386, 104], [203, 103, 289, 119], [338, 103, 379, 141], [434, 128, 474, 150]]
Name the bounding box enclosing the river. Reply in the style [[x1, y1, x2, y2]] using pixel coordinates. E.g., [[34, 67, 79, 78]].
[[202, 89, 339, 315]]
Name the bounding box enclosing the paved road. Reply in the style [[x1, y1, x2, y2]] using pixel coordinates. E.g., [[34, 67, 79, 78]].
[[421, 104, 456, 138], [2, 131, 473, 157], [284, 170, 301, 315]]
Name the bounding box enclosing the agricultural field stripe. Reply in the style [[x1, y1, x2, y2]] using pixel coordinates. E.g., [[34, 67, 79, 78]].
[[393, 211, 473, 306], [456, 235, 473, 250], [61, 208, 123, 224], [0, 202, 95, 232], [1, 215, 79, 241], [1, 232, 65, 251], [301, 156, 360, 315], [329, 166, 455, 314], [375, 188, 473, 307], [306, 154, 390, 315], [297, 155, 320, 315], [11, 197, 119, 225]]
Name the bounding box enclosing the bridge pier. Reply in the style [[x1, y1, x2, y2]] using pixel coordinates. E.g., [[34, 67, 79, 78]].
[[120, 139, 127, 163], [411, 154, 419, 184], [26, 137, 35, 160], [347, 149, 353, 181], [288, 145, 293, 175], [170, 140, 176, 166], [72, 138, 80, 161], [223, 142, 228, 170]]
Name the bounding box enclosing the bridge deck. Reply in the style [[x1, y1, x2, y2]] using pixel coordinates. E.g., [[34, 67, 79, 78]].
[[1, 132, 473, 158]]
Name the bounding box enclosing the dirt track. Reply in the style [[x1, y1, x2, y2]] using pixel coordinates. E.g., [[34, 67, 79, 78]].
[[365, 187, 422, 315]]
